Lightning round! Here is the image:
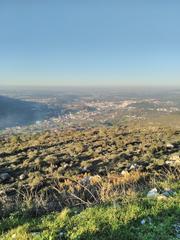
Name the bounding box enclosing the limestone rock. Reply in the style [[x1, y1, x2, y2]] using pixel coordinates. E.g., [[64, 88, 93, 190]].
[[147, 188, 158, 198]]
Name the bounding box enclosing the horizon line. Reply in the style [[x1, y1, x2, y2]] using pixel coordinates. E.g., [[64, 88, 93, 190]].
[[0, 84, 180, 89]]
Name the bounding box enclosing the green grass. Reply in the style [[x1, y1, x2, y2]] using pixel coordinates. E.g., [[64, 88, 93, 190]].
[[0, 192, 179, 240]]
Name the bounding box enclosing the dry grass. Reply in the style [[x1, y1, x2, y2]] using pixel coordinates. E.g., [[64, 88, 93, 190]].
[[0, 167, 179, 219]]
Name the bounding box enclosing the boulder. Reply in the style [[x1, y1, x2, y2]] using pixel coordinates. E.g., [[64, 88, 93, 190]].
[[19, 174, 27, 180], [147, 188, 158, 198], [140, 217, 152, 225], [162, 189, 176, 197], [121, 170, 129, 176], [166, 143, 174, 149], [0, 173, 11, 183]]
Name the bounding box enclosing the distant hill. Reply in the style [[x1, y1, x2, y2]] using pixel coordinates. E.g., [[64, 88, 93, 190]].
[[0, 95, 50, 129]]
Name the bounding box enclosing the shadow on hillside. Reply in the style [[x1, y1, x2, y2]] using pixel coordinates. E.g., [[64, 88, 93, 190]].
[[0, 95, 54, 129]]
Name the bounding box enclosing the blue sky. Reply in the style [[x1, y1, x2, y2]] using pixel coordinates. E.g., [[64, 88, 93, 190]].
[[0, 0, 180, 86]]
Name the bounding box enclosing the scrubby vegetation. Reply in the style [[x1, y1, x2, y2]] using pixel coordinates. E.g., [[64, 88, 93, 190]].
[[0, 124, 179, 239]]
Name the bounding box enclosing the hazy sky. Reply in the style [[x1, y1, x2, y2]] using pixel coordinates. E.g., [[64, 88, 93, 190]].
[[0, 0, 180, 86]]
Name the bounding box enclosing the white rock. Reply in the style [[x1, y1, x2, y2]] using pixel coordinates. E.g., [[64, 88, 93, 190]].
[[63, 164, 68, 169], [140, 217, 152, 225], [141, 219, 146, 225], [166, 143, 174, 148], [59, 232, 64, 236], [147, 188, 158, 198], [129, 164, 138, 170], [19, 174, 26, 180], [121, 170, 129, 176]]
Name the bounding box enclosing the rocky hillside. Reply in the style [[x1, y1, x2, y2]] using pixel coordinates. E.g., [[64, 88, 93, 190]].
[[0, 124, 179, 239], [0, 125, 179, 211]]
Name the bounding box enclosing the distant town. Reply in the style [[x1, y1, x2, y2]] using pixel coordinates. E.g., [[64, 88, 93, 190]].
[[0, 87, 179, 136]]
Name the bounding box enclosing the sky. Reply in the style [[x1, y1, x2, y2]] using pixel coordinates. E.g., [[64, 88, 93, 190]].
[[0, 0, 180, 86]]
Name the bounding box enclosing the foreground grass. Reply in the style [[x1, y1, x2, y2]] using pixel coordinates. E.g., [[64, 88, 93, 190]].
[[0, 191, 179, 240]]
